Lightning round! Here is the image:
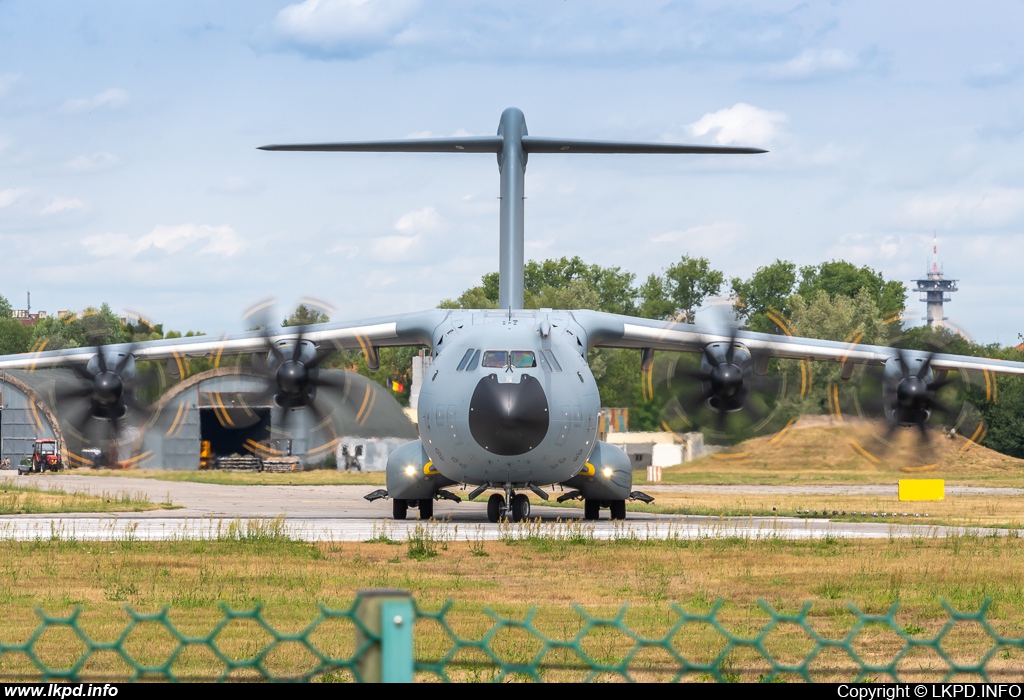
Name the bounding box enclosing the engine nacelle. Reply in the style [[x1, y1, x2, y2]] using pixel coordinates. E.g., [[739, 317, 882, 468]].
[[386, 439, 457, 501], [561, 440, 632, 501]]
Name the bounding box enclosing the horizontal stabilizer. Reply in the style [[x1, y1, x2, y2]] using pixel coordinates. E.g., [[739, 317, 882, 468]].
[[260, 135, 766, 155], [258, 136, 503, 153], [522, 136, 766, 154]]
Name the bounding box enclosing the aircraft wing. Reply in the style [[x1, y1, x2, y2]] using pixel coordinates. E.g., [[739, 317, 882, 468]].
[[574, 310, 1024, 377], [0, 309, 449, 371]]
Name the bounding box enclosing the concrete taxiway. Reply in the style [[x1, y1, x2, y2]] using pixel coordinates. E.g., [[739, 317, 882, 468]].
[[0, 472, 1017, 542]]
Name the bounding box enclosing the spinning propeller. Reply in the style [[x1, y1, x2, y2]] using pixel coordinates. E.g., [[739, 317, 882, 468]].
[[247, 324, 348, 435], [657, 322, 788, 444], [849, 346, 974, 458], [48, 344, 155, 466]]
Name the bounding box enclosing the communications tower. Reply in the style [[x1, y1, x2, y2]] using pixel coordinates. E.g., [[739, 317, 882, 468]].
[[912, 234, 957, 327]]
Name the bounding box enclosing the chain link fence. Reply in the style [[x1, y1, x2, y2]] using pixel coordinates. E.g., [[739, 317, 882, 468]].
[[0, 592, 1021, 682]]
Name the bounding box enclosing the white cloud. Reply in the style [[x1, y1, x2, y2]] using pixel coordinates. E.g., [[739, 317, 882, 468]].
[[61, 88, 130, 114], [64, 152, 120, 174], [270, 0, 419, 58], [897, 188, 1024, 229], [827, 233, 902, 264], [82, 224, 245, 258], [372, 234, 419, 257], [687, 104, 788, 146], [0, 188, 29, 210], [759, 49, 859, 81], [966, 62, 1019, 87], [41, 197, 88, 215], [0, 73, 21, 100], [394, 206, 440, 233], [650, 221, 741, 245]]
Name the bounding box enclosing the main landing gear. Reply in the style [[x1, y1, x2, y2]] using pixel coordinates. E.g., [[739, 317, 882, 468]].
[[583, 499, 626, 521], [486, 489, 532, 523]]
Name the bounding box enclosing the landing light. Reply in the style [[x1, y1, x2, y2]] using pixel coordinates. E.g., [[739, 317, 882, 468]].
[[405, 465, 416, 477], [602, 467, 613, 478]]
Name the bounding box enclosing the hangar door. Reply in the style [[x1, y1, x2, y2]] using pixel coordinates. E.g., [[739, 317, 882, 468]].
[[198, 392, 272, 458]]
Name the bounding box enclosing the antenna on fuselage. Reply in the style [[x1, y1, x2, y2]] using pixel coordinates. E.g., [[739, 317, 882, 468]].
[[259, 108, 767, 310]]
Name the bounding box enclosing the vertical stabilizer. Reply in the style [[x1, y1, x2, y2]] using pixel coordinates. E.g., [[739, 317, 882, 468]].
[[496, 108, 528, 309]]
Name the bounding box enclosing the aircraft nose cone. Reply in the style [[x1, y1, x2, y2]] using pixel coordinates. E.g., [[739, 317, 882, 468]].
[[469, 373, 549, 456]]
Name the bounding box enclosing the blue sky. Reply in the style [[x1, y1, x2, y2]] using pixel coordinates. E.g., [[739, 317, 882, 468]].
[[1, 1, 1023, 344]]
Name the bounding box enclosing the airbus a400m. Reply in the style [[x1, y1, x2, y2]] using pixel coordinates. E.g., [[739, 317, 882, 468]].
[[4, 108, 1023, 523]]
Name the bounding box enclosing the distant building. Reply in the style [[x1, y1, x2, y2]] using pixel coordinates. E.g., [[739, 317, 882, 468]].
[[11, 309, 48, 327], [912, 234, 958, 327]]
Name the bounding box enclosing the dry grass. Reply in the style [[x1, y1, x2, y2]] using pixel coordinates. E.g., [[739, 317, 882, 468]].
[[71, 468, 386, 486], [0, 478, 164, 515], [606, 491, 1024, 529], [0, 524, 1022, 681], [643, 422, 1024, 487]]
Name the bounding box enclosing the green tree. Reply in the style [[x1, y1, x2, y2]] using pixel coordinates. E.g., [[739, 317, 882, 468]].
[[0, 317, 32, 354], [32, 304, 127, 350], [283, 304, 330, 327], [798, 260, 906, 318], [641, 255, 724, 322], [441, 256, 639, 314], [786, 288, 896, 414], [0, 295, 12, 319], [438, 287, 497, 310], [730, 259, 798, 333]]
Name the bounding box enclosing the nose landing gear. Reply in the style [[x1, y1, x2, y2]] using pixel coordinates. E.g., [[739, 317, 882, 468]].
[[485, 488, 532, 523]]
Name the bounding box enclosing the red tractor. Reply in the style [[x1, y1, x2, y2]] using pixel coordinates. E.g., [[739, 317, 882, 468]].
[[22, 439, 62, 474]]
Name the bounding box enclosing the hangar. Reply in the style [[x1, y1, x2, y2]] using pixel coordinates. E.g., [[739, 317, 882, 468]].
[[0, 367, 416, 470]]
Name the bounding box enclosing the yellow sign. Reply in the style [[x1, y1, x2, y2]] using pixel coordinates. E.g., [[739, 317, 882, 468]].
[[898, 479, 945, 501]]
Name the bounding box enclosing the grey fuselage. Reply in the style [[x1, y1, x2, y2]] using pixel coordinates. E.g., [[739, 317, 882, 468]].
[[416, 309, 601, 487]]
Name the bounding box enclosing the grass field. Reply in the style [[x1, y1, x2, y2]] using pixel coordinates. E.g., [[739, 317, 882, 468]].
[[0, 477, 168, 515], [0, 521, 1021, 681], [638, 423, 1024, 487], [68, 468, 386, 486], [540, 490, 1024, 530]]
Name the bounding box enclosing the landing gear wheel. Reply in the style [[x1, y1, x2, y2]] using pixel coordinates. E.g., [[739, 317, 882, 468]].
[[511, 494, 531, 522], [487, 494, 505, 523], [392, 499, 408, 520], [584, 499, 600, 521], [418, 498, 434, 520], [610, 500, 626, 521]]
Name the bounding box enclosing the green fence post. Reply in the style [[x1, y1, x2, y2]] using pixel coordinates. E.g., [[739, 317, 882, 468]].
[[354, 589, 414, 683]]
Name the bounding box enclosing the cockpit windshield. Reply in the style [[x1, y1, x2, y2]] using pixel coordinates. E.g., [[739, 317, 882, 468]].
[[481, 350, 508, 368], [509, 351, 536, 368], [480, 350, 537, 369]]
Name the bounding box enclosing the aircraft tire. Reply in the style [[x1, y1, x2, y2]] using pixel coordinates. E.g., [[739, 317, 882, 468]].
[[511, 494, 530, 522], [418, 498, 434, 520], [610, 500, 626, 520], [584, 499, 600, 520], [487, 494, 504, 523], [393, 499, 408, 520]]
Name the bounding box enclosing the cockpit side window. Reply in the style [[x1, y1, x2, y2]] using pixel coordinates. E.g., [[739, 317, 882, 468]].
[[537, 351, 551, 372], [456, 349, 475, 371], [481, 350, 508, 368], [466, 349, 481, 371], [542, 349, 562, 372], [510, 351, 536, 368]]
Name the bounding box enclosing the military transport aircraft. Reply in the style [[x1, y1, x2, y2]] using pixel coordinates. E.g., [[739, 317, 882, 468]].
[[2, 107, 1023, 523]]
